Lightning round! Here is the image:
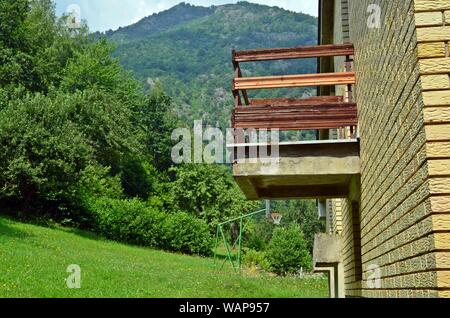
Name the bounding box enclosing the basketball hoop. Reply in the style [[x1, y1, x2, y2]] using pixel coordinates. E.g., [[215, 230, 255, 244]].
[[270, 213, 283, 225]]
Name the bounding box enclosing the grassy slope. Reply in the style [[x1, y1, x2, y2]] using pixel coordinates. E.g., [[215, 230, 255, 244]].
[[0, 216, 327, 298]]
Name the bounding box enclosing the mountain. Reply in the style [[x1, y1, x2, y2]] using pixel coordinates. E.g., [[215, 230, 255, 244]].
[[103, 3, 215, 43], [100, 2, 318, 127]]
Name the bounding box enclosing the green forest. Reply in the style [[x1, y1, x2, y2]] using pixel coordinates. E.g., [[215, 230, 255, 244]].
[[0, 0, 323, 278]]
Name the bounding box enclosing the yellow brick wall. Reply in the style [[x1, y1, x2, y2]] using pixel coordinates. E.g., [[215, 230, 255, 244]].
[[339, 0, 450, 297], [415, 0, 450, 296]]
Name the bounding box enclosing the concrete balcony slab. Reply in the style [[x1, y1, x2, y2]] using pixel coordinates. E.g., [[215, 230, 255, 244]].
[[229, 139, 360, 200]]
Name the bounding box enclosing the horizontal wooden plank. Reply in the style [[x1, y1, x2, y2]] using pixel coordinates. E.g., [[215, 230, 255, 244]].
[[233, 44, 354, 62], [232, 103, 358, 130], [233, 72, 356, 90], [235, 103, 356, 112], [249, 96, 344, 106]]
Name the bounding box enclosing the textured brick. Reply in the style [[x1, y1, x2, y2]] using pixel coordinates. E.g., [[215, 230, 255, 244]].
[[419, 58, 450, 75], [418, 42, 447, 58], [415, 0, 450, 12], [417, 26, 450, 42], [430, 195, 450, 212], [445, 11, 450, 25], [428, 159, 450, 175], [425, 124, 450, 141], [424, 107, 450, 123], [421, 75, 450, 90], [426, 142, 450, 158], [423, 90, 450, 106], [415, 12, 443, 26]]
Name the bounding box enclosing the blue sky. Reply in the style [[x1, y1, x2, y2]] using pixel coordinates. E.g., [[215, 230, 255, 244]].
[[55, 0, 318, 32]]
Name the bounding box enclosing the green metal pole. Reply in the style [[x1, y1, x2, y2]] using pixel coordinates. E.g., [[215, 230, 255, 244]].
[[237, 215, 244, 269], [214, 208, 266, 272], [220, 226, 237, 272], [218, 209, 265, 226], [213, 225, 220, 270]]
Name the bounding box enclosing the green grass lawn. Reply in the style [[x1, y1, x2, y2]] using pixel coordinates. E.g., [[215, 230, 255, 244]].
[[0, 216, 328, 298]]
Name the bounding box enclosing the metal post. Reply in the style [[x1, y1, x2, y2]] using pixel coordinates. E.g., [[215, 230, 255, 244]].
[[237, 216, 244, 269], [220, 226, 236, 272], [213, 225, 220, 269], [214, 209, 266, 272]]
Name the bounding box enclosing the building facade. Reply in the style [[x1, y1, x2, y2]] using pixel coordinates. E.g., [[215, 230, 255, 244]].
[[320, 0, 450, 297]]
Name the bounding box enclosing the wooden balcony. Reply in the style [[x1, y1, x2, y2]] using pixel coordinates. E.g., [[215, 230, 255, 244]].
[[228, 44, 359, 200]]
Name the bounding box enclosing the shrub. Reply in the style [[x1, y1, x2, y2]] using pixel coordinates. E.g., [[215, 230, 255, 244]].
[[88, 197, 213, 256], [163, 212, 213, 256], [89, 197, 165, 247], [242, 249, 270, 271], [265, 224, 312, 276], [245, 218, 275, 251]]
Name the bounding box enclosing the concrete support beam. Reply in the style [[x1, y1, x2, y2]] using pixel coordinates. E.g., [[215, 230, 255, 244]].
[[313, 233, 345, 298], [230, 139, 360, 200]]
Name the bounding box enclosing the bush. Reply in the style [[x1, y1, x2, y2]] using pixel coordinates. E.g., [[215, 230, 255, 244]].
[[266, 224, 312, 276], [89, 197, 165, 247], [242, 249, 270, 271], [89, 197, 213, 256], [245, 218, 275, 251], [163, 212, 213, 256]]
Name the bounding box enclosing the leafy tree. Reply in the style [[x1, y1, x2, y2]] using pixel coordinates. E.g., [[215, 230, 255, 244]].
[[273, 200, 325, 252], [168, 164, 259, 228], [0, 93, 94, 213], [0, 0, 29, 48], [0, 86, 143, 216], [137, 83, 179, 171], [266, 224, 312, 275]]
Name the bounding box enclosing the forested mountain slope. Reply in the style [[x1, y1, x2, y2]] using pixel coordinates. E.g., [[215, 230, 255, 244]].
[[102, 2, 318, 126]]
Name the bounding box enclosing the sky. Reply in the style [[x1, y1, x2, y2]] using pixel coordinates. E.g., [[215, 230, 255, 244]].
[[55, 0, 318, 32]]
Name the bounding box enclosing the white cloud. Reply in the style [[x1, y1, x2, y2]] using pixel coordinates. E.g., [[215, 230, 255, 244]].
[[55, 0, 318, 32]]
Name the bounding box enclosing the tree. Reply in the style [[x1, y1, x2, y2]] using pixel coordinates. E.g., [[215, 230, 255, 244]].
[[138, 83, 179, 171], [0, 87, 143, 216], [273, 200, 325, 252], [0, 0, 29, 48], [168, 164, 259, 228], [0, 93, 94, 213], [266, 224, 312, 275]]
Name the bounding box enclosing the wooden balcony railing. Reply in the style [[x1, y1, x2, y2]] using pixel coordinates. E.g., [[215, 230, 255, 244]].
[[231, 44, 357, 131]]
